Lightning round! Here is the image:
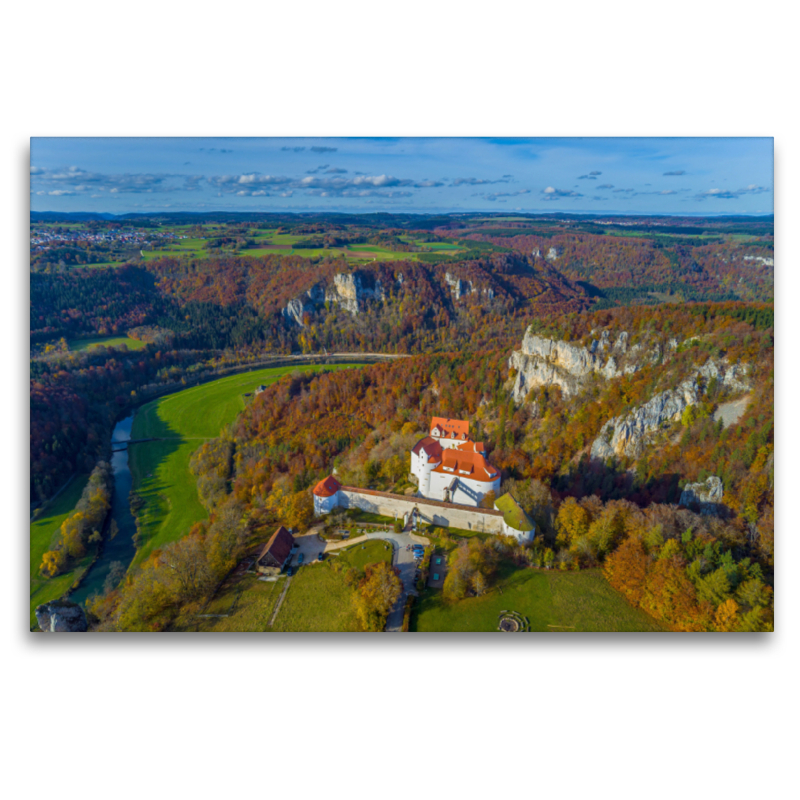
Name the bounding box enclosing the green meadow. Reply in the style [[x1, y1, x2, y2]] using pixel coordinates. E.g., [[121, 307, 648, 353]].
[[29, 475, 89, 628], [70, 336, 147, 352], [411, 567, 665, 632], [128, 364, 365, 566]]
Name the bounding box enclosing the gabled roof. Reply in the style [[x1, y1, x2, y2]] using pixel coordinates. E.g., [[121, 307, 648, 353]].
[[432, 449, 499, 483], [257, 526, 294, 566], [313, 475, 342, 497], [430, 416, 470, 440], [494, 493, 535, 533], [411, 436, 443, 459]]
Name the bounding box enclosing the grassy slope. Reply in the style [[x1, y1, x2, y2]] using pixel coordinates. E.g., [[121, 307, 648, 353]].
[[128, 365, 363, 566], [188, 574, 284, 632], [29, 475, 89, 627], [411, 567, 665, 633], [70, 336, 147, 352], [272, 563, 363, 632]]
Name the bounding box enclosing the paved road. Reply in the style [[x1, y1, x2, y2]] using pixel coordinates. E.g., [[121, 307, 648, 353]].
[[298, 528, 429, 631], [360, 531, 428, 632]]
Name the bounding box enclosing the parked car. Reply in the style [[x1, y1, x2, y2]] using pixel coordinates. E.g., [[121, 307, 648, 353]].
[[317, 552, 325, 561], [286, 566, 295, 576], [297, 552, 305, 565]]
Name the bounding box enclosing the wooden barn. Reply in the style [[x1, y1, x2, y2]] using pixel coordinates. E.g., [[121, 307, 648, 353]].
[[255, 526, 295, 576]]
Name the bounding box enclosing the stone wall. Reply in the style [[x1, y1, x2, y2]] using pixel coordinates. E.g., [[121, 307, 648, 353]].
[[338, 487, 504, 534]]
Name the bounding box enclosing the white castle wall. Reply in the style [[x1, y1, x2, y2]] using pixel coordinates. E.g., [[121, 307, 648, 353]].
[[337, 487, 505, 534]]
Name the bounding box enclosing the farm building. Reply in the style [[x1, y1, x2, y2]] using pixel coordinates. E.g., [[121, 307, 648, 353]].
[[254, 385, 267, 395], [255, 526, 295, 576]]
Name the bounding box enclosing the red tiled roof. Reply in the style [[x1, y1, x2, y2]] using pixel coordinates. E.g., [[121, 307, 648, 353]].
[[313, 475, 342, 497], [257, 526, 294, 567], [430, 417, 470, 440], [411, 436, 443, 459], [432, 449, 499, 483]]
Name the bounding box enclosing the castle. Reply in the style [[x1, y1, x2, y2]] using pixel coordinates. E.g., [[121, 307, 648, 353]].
[[410, 417, 500, 506], [311, 416, 535, 544]]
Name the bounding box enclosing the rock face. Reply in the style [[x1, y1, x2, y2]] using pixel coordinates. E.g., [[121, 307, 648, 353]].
[[546, 247, 559, 261], [680, 476, 724, 511], [445, 271, 474, 299], [589, 359, 751, 460], [326, 272, 383, 316], [281, 282, 325, 327], [282, 272, 384, 324], [591, 378, 700, 460], [509, 327, 635, 401], [35, 600, 88, 632]]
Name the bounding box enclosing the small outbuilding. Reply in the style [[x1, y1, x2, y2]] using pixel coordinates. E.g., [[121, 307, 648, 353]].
[[254, 385, 267, 395], [255, 526, 295, 575], [494, 493, 536, 544]]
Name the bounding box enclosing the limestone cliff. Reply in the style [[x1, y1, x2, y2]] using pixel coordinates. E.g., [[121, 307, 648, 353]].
[[509, 327, 637, 401], [282, 282, 325, 327], [680, 476, 724, 511], [590, 362, 751, 460], [282, 271, 384, 324], [35, 600, 88, 632], [326, 272, 384, 316], [591, 378, 700, 460], [444, 272, 495, 301]]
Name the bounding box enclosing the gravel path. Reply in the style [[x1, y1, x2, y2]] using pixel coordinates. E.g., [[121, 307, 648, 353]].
[[714, 394, 751, 429]]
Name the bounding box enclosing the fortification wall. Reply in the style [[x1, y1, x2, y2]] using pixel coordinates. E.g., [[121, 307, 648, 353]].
[[338, 487, 504, 534]]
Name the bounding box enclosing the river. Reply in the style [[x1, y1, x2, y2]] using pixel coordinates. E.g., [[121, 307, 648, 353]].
[[70, 415, 139, 606]]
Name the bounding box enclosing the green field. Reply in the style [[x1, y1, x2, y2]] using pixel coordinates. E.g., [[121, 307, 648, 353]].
[[335, 539, 394, 572], [128, 364, 365, 566], [29, 475, 89, 628], [411, 567, 666, 632], [188, 573, 285, 632], [70, 336, 147, 352], [272, 563, 363, 631]]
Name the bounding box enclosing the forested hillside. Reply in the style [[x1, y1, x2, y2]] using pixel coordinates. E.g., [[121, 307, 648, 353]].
[[30, 213, 774, 632]]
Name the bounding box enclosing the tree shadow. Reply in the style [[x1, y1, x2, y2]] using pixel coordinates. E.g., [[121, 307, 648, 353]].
[[554, 455, 684, 507]]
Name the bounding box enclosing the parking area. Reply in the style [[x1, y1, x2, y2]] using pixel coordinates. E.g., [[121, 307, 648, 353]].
[[290, 532, 327, 568]]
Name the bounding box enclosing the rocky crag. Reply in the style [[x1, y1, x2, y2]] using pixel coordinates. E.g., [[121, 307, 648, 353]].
[[680, 476, 724, 512], [35, 600, 88, 632], [590, 361, 751, 460], [509, 327, 660, 401], [282, 271, 384, 325]]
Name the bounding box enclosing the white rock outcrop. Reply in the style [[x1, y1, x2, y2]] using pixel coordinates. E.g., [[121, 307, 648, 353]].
[[327, 272, 384, 316], [281, 282, 325, 327], [591, 378, 700, 460], [680, 476, 724, 510], [35, 600, 88, 632], [509, 328, 634, 401], [590, 360, 751, 460]]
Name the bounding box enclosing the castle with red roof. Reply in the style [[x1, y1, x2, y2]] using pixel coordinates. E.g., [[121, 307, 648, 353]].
[[410, 417, 500, 506]]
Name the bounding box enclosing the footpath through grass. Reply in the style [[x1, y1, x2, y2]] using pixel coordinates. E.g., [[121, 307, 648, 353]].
[[411, 567, 665, 632], [29, 475, 89, 627], [129, 364, 364, 566]]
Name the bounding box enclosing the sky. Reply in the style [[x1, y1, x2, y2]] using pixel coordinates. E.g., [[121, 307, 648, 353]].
[[29, 137, 774, 216]]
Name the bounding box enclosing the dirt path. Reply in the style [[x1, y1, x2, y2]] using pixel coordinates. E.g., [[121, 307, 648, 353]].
[[268, 576, 292, 627]]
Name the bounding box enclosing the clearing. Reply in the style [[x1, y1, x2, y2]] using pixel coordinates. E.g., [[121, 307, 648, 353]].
[[70, 336, 147, 352], [411, 566, 665, 632], [128, 364, 365, 566]]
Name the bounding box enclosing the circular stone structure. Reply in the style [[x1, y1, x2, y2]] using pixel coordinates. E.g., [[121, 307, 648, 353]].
[[497, 610, 529, 632]]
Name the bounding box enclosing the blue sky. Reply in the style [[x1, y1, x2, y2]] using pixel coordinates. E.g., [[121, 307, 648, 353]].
[[30, 137, 773, 215]]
